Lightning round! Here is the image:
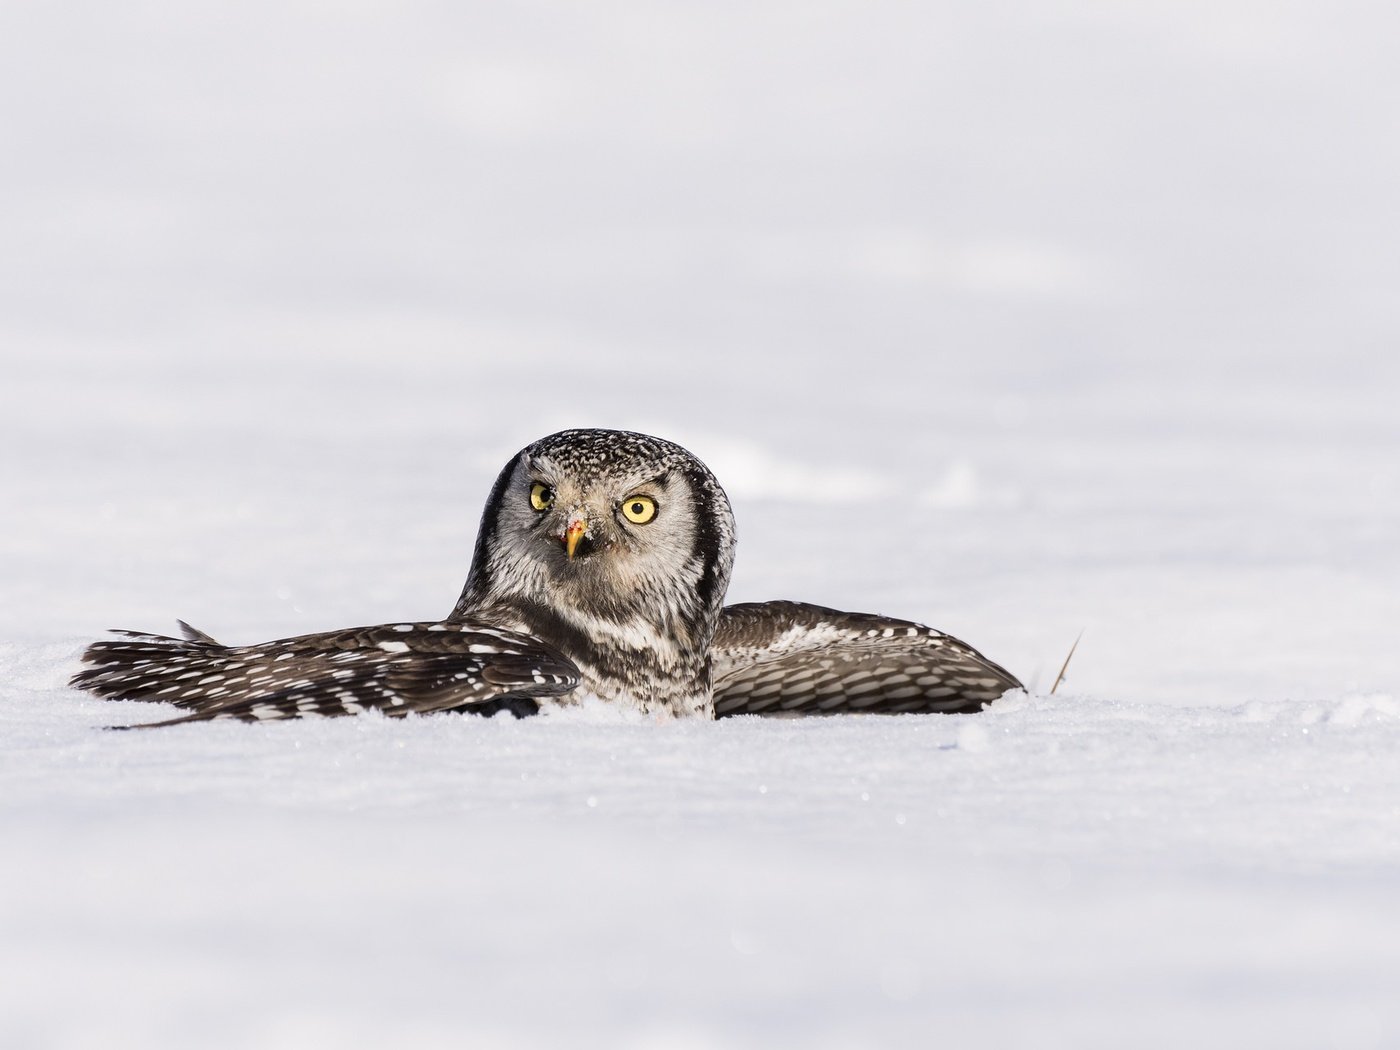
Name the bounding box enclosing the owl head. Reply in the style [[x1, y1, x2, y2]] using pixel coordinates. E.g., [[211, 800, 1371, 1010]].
[[459, 429, 737, 645]]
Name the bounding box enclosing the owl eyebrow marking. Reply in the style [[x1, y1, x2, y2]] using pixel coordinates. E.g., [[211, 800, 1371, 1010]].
[[623, 472, 670, 497]]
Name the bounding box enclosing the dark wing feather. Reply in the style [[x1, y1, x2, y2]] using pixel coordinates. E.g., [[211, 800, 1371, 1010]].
[[711, 601, 1022, 717], [70, 621, 580, 727]]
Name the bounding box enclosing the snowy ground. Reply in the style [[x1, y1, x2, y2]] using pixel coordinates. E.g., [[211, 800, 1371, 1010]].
[[3, 2, 1400, 1047]]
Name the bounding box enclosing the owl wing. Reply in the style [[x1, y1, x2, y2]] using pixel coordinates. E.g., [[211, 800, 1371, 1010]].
[[70, 620, 580, 727], [711, 601, 1022, 716]]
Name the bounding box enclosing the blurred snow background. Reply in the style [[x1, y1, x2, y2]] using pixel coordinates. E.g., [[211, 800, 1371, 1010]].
[[2, 2, 1398, 1047]]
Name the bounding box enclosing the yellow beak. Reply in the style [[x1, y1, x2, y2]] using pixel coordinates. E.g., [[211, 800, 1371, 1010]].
[[564, 519, 588, 560]]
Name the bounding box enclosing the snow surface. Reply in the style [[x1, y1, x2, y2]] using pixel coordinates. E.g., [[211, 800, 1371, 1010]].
[[3, 2, 1400, 1047]]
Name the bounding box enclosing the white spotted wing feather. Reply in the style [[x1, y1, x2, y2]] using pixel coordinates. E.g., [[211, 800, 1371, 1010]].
[[72, 622, 580, 727]]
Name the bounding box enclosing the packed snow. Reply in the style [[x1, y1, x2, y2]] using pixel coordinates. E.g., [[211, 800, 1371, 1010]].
[[3, 2, 1399, 1047]]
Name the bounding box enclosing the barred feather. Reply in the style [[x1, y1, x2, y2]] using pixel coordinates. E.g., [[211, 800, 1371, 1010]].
[[711, 601, 1022, 716]]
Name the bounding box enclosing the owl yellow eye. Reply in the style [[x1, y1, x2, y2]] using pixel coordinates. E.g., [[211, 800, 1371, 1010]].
[[529, 482, 555, 512], [620, 494, 657, 524]]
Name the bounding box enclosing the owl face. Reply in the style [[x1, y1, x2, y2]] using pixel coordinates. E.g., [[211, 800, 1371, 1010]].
[[503, 449, 701, 596], [466, 430, 737, 633]]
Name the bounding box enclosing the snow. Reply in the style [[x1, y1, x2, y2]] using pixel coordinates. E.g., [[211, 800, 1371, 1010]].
[[3, 1, 1400, 1047]]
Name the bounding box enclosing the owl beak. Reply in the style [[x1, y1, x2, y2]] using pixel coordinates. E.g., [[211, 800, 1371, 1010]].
[[563, 517, 588, 560]]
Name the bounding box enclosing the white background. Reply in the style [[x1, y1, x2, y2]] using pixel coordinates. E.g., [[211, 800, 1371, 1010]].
[[2, 2, 1398, 1047]]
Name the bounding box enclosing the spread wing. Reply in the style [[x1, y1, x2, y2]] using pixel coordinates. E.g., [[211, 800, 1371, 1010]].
[[711, 601, 1022, 716], [70, 620, 580, 727]]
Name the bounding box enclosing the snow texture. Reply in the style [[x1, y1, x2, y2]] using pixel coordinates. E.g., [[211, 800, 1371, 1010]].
[[3, 2, 1399, 1047]]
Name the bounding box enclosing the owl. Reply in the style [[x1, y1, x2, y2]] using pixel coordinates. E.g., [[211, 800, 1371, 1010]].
[[72, 429, 1021, 725]]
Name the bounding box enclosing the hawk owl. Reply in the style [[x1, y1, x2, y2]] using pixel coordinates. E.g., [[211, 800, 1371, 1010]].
[[72, 429, 1021, 725]]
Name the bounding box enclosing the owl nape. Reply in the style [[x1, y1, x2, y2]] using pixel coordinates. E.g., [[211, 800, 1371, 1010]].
[[71, 429, 1023, 726]]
